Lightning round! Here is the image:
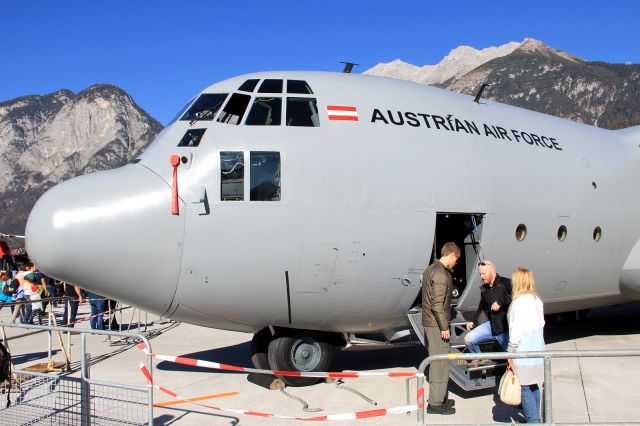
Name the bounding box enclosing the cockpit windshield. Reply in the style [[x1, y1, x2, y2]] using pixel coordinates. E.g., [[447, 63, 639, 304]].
[[180, 93, 228, 122]]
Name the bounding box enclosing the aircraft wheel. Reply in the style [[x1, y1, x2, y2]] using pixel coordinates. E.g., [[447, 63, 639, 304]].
[[250, 328, 272, 370], [267, 334, 333, 386]]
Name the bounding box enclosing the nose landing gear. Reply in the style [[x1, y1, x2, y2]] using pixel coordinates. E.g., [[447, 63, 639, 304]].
[[250, 328, 334, 386]]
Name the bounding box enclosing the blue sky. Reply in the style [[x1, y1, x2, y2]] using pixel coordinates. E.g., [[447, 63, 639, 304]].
[[2, 0, 639, 125]]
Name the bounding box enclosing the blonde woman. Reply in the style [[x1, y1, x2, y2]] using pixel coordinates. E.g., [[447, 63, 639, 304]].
[[507, 267, 545, 423]]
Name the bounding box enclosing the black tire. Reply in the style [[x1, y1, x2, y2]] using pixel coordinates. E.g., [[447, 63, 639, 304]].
[[250, 329, 272, 370], [267, 334, 333, 387]]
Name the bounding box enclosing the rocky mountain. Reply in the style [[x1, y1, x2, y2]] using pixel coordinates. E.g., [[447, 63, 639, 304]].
[[0, 85, 163, 236], [365, 38, 640, 129], [365, 41, 520, 85]]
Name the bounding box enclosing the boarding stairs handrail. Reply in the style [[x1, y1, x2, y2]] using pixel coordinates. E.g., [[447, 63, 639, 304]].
[[415, 348, 640, 425]]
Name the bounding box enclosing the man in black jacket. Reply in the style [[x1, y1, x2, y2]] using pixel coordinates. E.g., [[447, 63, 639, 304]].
[[464, 260, 512, 366]]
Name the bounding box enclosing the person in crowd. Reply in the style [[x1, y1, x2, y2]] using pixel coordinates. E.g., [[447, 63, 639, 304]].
[[507, 267, 546, 424], [422, 241, 460, 415], [46, 275, 58, 308], [33, 266, 53, 311], [22, 264, 45, 322], [0, 271, 15, 311], [62, 282, 84, 327], [27, 285, 44, 325], [105, 299, 119, 330], [86, 291, 106, 330], [464, 260, 512, 366], [9, 268, 27, 323]]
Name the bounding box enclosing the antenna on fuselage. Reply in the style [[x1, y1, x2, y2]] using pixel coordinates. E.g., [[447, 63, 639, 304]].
[[340, 62, 359, 73], [473, 83, 490, 104]]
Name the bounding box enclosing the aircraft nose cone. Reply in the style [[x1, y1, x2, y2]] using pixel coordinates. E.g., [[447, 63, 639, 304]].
[[26, 164, 184, 315]]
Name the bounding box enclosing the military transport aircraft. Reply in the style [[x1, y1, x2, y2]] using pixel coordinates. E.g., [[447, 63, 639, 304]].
[[25, 71, 640, 386]]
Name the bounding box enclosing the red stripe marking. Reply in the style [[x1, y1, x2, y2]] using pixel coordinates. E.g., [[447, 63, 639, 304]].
[[417, 387, 425, 398], [327, 105, 357, 111], [328, 115, 359, 121], [388, 372, 416, 377], [245, 411, 272, 417], [356, 408, 388, 419], [219, 363, 246, 372], [160, 387, 178, 398], [418, 402, 425, 409], [140, 365, 154, 384], [328, 372, 359, 378], [137, 343, 147, 351], [175, 356, 199, 366], [273, 370, 302, 376], [301, 415, 328, 421]]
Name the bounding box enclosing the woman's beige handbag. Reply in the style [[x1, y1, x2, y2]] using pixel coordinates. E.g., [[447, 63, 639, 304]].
[[498, 366, 521, 405]]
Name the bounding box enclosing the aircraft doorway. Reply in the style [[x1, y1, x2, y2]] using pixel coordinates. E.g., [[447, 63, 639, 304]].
[[432, 212, 484, 300]]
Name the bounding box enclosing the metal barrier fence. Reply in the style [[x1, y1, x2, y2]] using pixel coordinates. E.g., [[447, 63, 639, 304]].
[[415, 349, 640, 425], [0, 322, 154, 425]]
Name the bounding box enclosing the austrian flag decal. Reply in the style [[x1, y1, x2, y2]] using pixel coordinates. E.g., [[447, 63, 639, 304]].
[[327, 105, 359, 121]]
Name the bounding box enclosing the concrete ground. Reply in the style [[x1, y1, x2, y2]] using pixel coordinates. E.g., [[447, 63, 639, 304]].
[[1, 301, 639, 425]]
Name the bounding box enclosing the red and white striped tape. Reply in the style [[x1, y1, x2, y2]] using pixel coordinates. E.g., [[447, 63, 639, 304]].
[[139, 363, 418, 421], [136, 344, 420, 379]]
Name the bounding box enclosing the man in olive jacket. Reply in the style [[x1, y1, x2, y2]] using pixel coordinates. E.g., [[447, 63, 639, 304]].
[[422, 241, 460, 415]]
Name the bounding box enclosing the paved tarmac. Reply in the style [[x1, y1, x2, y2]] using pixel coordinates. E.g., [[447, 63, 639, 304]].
[[1, 301, 639, 425]]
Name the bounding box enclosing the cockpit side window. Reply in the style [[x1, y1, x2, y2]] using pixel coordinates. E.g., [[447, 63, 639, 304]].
[[287, 80, 314, 94], [245, 97, 282, 126], [217, 93, 251, 125], [286, 97, 319, 127], [178, 129, 206, 147], [238, 79, 260, 92], [220, 151, 244, 201], [180, 94, 228, 122], [258, 79, 283, 93], [250, 152, 281, 201]]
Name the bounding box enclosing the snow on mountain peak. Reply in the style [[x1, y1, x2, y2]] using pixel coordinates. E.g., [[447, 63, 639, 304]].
[[364, 40, 521, 84]]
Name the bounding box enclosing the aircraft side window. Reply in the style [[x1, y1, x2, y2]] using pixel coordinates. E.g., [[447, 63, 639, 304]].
[[220, 151, 244, 201], [180, 93, 228, 122], [515, 224, 527, 241], [217, 93, 251, 125], [238, 79, 260, 92], [286, 97, 320, 127], [258, 79, 283, 93], [245, 97, 282, 126], [287, 80, 314, 94], [178, 129, 206, 147], [250, 152, 281, 201]]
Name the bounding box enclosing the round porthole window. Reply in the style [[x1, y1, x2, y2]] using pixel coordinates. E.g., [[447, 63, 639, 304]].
[[515, 224, 527, 241], [557, 225, 567, 241], [593, 226, 602, 242]]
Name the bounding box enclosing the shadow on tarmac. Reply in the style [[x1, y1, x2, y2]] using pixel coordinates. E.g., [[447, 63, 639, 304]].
[[156, 342, 254, 373], [156, 302, 640, 388], [544, 301, 640, 344], [12, 349, 61, 364]]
